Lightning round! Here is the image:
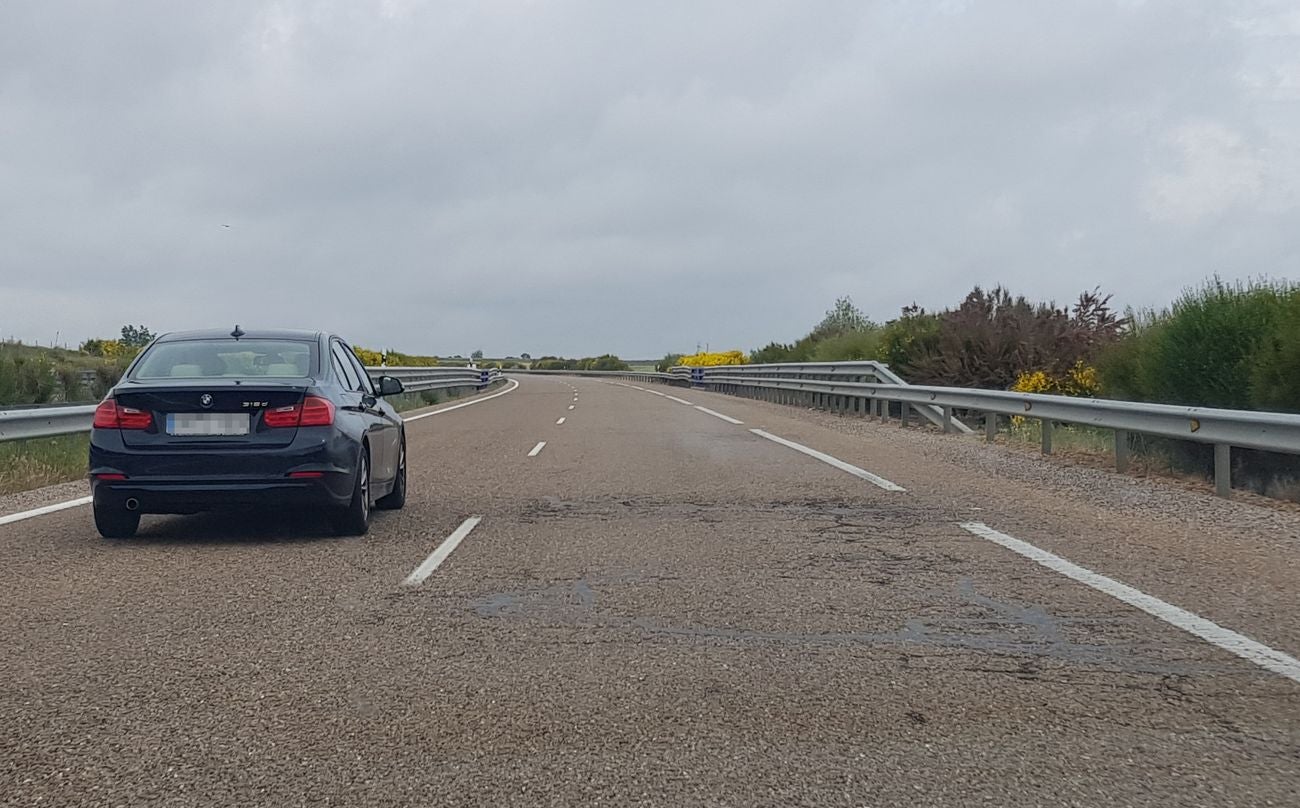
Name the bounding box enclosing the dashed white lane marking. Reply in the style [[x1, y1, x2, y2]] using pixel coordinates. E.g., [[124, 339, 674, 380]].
[[568, 405, 575, 410], [750, 429, 906, 492], [0, 496, 94, 527], [403, 378, 520, 422], [401, 516, 484, 586], [665, 395, 693, 405], [528, 441, 547, 457], [694, 405, 744, 425], [556, 417, 566, 425], [959, 522, 1300, 684]]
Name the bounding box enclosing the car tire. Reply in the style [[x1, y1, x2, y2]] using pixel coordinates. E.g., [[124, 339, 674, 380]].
[[330, 449, 371, 536], [94, 500, 140, 539], [375, 434, 406, 511]]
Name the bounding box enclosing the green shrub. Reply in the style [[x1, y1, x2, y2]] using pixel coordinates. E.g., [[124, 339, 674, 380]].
[[656, 353, 684, 372], [1098, 278, 1297, 410], [1249, 291, 1300, 413], [808, 327, 882, 362]]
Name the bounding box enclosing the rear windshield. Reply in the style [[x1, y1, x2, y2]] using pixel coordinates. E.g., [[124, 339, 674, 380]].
[[131, 339, 317, 379]]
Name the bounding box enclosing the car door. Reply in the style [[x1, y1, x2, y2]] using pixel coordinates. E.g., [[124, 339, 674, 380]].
[[329, 339, 388, 480], [339, 339, 401, 484]]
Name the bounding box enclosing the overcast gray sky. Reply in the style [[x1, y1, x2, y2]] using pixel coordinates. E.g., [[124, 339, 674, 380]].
[[2, 1, 1297, 358]]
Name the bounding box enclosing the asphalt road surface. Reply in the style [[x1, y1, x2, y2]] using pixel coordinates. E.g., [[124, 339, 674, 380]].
[[2, 376, 1297, 807]]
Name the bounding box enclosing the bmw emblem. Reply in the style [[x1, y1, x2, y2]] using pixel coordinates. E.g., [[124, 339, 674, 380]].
[[199, 394, 214, 408]]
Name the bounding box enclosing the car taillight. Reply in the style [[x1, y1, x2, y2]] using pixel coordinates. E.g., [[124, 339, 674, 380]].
[[93, 399, 152, 430], [263, 396, 334, 428], [299, 396, 335, 427]]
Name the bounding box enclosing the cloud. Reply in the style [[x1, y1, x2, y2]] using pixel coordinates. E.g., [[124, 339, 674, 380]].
[[1, 1, 1297, 357], [1143, 122, 1266, 224]]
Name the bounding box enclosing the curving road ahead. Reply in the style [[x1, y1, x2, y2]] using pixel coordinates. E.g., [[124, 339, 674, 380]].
[[2, 375, 1297, 806]]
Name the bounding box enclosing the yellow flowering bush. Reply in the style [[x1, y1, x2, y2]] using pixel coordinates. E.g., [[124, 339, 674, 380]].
[[1011, 361, 1102, 397], [351, 346, 385, 366], [677, 350, 746, 367]]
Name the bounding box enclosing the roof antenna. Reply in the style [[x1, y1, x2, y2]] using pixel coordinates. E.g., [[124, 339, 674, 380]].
[[231, 324, 245, 339]]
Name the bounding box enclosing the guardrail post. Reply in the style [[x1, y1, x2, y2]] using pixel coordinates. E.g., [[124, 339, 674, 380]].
[[1041, 419, 1053, 454], [900, 402, 910, 427], [881, 400, 890, 422], [1114, 429, 1129, 472], [985, 413, 997, 442], [1214, 444, 1232, 498], [942, 405, 953, 434]]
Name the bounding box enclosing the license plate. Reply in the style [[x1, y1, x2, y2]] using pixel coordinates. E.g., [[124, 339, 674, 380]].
[[166, 413, 250, 436]]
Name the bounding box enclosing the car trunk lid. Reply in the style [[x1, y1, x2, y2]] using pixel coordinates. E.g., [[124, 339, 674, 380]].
[[113, 379, 311, 448]]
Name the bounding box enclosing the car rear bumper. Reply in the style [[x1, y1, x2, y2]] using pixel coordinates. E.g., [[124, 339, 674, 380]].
[[90, 477, 351, 514], [89, 426, 358, 514]]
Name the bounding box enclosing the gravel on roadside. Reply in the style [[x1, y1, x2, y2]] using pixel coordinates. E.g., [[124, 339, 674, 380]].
[[0, 478, 89, 519], [728, 397, 1300, 545]]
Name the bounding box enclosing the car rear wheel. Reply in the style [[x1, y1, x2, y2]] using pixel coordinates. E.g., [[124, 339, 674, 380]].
[[330, 450, 371, 536], [375, 435, 406, 511], [94, 499, 140, 539]]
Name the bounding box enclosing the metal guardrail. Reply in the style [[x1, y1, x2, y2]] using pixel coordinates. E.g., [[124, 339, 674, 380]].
[[380, 366, 500, 393], [0, 366, 498, 443], [0, 405, 99, 442], [673, 361, 1300, 498], [675, 361, 970, 433]]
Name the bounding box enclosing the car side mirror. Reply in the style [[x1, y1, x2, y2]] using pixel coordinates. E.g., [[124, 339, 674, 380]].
[[377, 376, 404, 396]]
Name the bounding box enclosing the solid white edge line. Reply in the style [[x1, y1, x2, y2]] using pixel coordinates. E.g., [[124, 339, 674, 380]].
[[401, 516, 484, 587], [665, 395, 694, 405], [403, 378, 520, 422], [556, 417, 566, 425], [647, 390, 667, 397], [528, 441, 546, 457], [750, 428, 906, 492], [693, 405, 744, 425], [0, 496, 94, 527], [959, 522, 1300, 684]]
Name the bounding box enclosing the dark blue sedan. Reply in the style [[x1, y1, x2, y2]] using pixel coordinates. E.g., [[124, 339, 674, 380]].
[[88, 328, 407, 538]]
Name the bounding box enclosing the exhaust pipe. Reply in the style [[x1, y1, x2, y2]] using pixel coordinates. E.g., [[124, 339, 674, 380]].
[[124, 498, 140, 512]]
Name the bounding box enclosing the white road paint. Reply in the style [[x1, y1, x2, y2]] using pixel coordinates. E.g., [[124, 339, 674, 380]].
[[401, 516, 484, 587], [665, 395, 693, 405], [647, 390, 667, 397], [750, 429, 906, 492], [959, 522, 1300, 685], [0, 496, 94, 527], [630, 386, 646, 391], [403, 378, 520, 422], [694, 406, 744, 425], [568, 405, 575, 410], [528, 441, 547, 457], [556, 417, 566, 425]]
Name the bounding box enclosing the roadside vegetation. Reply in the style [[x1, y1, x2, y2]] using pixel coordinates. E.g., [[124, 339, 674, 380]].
[[0, 434, 90, 496], [527, 355, 630, 371], [656, 277, 1299, 501]]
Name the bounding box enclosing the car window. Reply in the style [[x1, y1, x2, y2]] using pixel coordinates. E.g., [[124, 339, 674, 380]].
[[132, 339, 316, 379], [341, 343, 375, 395], [331, 341, 363, 392]]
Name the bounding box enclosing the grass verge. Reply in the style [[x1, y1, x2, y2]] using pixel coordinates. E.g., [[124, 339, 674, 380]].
[[0, 434, 89, 496]]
